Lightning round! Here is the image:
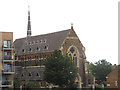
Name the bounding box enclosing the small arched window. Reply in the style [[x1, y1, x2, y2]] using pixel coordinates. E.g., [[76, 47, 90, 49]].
[[37, 47, 39, 51], [29, 48, 32, 52], [43, 39, 46, 43], [44, 45, 48, 50], [29, 73, 32, 76], [22, 49, 25, 53], [21, 73, 24, 77], [36, 73, 40, 77]]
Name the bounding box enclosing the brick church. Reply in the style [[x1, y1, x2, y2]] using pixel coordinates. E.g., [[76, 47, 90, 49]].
[[14, 7, 94, 88]]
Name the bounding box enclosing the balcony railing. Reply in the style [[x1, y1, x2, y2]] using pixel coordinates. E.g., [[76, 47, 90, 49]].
[[2, 55, 14, 62], [2, 45, 13, 50], [2, 80, 13, 87], [2, 68, 14, 74]]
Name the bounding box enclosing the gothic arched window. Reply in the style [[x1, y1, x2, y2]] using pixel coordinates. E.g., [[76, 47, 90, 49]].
[[68, 46, 79, 67]]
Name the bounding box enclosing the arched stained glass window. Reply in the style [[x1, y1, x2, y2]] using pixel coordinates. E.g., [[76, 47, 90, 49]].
[[68, 46, 79, 67]]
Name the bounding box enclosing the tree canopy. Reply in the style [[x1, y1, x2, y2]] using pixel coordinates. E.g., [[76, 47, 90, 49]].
[[88, 59, 113, 83], [44, 50, 78, 88], [14, 78, 22, 88]]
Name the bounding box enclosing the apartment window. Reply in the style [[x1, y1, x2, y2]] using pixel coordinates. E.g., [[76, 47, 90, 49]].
[[4, 64, 13, 72], [4, 52, 11, 56], [115, 81, 117, 87], [3, 40, 11, 48]]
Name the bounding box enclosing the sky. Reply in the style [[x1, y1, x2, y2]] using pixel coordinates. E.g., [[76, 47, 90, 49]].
[[0, 0, 118, 65]]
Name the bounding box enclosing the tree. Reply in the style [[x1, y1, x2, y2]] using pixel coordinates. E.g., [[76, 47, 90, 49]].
[[88, 59, 113, 83], [25, 81, 40, 88], [14, 78, 22, 88], [44, 50, 78, 88]]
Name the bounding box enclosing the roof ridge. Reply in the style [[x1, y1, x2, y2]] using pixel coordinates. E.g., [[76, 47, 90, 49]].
[[29, 29, 71, 38], [15, 29, 71, 40]]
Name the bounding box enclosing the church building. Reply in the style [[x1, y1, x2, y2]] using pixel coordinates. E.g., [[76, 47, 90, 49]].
[[14, 6, 93, 88]]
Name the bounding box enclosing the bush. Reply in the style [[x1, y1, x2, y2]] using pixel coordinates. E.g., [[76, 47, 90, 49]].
[[14, 78, 22, 88], [25, 81, 40, 88], [89, 84, 104, 90]]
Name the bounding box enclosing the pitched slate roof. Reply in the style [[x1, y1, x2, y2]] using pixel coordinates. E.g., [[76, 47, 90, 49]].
[[14, 29, 71, 55]]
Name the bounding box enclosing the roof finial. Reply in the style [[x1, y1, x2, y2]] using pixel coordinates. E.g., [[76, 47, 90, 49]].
[[71, 23, 73, 30]]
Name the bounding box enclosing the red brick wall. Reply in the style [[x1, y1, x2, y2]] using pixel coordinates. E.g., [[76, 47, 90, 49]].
[[107, 67, 119, 88]]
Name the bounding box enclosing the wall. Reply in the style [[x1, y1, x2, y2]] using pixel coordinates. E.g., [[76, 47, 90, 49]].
[[60, 29, 87, 87], [0, 32, 14, 88], [107, 67, 119, 88]]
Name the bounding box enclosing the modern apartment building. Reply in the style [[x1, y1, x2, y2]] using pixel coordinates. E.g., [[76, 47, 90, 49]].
[[0, 32, 14, 89]]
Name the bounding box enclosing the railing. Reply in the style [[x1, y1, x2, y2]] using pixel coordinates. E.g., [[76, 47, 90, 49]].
[[2, 67, 14, 74], [3, 55, 13, 60], [2, 80, 13, 86], [2, 44, 11, 48], [2, 45, 13, 50]]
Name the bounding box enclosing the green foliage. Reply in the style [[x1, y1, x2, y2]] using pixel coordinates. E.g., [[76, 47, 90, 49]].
[[14, 78, 22, 88], [95, 84, 104, 90], [89, 84, 104, 90], [25, 81, 40, 88], [14, 79, 39, 88], [102, 81, 107, 87], [44, 50, 78, 88], [88, 59, 113, 82]]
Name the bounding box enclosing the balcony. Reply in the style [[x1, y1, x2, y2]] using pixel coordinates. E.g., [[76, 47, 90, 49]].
[[2, 46, 14, 51], [1, 80, 13, 87], [2, 68, 14, 74], [2, 55, 14, 62]]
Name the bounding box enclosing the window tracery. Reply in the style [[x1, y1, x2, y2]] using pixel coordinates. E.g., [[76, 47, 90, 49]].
[[68, 46, 79, 67]]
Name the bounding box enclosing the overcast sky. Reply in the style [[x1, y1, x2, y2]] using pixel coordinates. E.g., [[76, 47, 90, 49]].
[[0, 0, 118, 65]]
